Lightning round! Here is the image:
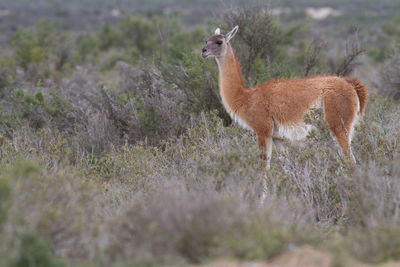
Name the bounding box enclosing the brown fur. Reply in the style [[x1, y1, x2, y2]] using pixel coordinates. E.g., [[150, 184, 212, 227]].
[[203, 31, 368, 167], [344, 77, 368, 116]]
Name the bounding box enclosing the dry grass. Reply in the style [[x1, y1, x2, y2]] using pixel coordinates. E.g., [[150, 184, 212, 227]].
[[0, 93, 399, 266]]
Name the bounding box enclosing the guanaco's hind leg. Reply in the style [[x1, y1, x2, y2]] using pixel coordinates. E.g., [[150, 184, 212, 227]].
[[330, 127, 356, 163], [323, 87, 358, 163]]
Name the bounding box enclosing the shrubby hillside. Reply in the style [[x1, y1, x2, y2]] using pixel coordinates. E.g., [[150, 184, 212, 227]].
[[0, 2, 399, 266]]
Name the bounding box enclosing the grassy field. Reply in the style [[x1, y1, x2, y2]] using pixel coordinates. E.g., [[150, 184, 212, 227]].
[[0, 1, 400, 266]]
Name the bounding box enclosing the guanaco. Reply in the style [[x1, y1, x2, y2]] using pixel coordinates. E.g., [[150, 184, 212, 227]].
[[201, 26, 367, 169]]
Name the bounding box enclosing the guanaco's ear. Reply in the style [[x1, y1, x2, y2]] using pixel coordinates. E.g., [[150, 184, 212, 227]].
[[226, 25, 239, 42], [214, 28, 221, 35]]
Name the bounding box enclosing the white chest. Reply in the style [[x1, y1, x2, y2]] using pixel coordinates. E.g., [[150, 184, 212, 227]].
[[220, 91, 252, 131]]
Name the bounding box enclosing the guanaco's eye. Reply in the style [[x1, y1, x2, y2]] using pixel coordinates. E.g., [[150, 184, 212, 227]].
[[216, 40, 223, 45]]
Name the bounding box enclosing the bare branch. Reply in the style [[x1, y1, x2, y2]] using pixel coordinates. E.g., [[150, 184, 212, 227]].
[[331, 31, 365, 76], [304, 39, 325, 77]]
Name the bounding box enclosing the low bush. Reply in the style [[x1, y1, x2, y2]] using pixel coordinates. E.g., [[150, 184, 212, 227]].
[[0, 175, 11, 228], [221, 5, 300, 85], [10, 232, 65, 267], [377, 53, 400, 101], [10, 22, 76, 83]]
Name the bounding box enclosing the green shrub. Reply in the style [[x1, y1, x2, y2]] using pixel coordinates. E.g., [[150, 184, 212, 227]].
[[10, 232, 65, 267], [166, 27, 206, 63], [0, 175, 11, 228], [137, 105, 158, 134], [10, 22, 75, 82], [97, 15, 159, 55], [100, 47, 140, 70], [76, 34, 100, 63], [221, 6, 300, 85], [381, 22, 399, 36], [98, 23, 122, 50], [12, 28, 49, 70], [0, 159, 105, 262], [368, 46, 390, 62], [160, 52, 232, 125], [3, 87, 69, 130], [0, 51, 16, 93], [217, 218, 291, 260]]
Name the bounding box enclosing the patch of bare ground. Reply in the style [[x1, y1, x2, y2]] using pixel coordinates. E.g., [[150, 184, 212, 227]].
[[194, 246, 379, 267]]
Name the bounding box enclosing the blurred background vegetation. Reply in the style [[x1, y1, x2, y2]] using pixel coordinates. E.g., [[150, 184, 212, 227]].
[[0, 0, 399, 266]]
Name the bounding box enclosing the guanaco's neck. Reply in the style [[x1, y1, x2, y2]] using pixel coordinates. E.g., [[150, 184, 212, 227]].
[[215, 44, 248, 114]]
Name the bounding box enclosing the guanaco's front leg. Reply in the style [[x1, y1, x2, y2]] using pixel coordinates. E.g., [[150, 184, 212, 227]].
[[257, 133, 273, 170], [257, 134, 272, 203]]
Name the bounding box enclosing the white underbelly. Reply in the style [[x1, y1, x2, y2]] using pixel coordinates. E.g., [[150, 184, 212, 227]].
[[274, 122, 315, 141], [273, 97, 322, 141]]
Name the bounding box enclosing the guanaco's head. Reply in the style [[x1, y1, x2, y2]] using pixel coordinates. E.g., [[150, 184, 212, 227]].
[[201, 25, 239, 59]]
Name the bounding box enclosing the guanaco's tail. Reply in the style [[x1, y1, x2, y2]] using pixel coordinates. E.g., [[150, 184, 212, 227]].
[[345, 77, 368, 117]]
